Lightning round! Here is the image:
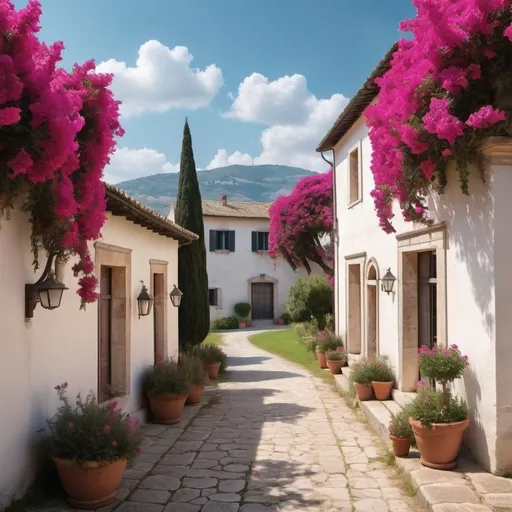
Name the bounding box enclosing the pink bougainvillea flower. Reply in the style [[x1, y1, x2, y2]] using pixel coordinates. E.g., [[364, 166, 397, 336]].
[[438, 66, 469, 95], [466, 105, 506, 129], [505, 23, 512, 41], [112, 440, 118, 447], [0, 107, 21, 126], [103, 425, 112, 433], [442, 148, 453, 157], [423, 99, 464, 145], [67, 422, 74, 429], [467, 64, 482, 80], [8, 149, 33, 177], [420, 160, 436, 180]]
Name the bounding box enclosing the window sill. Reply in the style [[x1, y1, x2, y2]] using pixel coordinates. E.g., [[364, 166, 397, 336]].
[[348, 198, 362, 209], [214, 250, 231, 254], [256, 250, 269, 254]]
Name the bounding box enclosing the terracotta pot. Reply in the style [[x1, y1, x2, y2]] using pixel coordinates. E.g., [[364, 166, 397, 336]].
[[372, 381, 393, 401], [326, 359, 345, 375], [239, 321, 248, 328], [53, 457, 127, 509], [203, 362, 221, 379], [353, 383, 373, 401], [148, 394, 187, 424], [316, 350, 327, 368], [276, 318, 284, 325], [409, 418, 470, 469], [390, 436, 411, 457], [186, 384, 205, 405]]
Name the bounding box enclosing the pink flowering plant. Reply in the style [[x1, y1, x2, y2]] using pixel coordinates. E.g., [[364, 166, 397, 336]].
[[418, 344, 468, 385], [366, 0, 512, 233], [0, 0, 123, 306], [269, 169, 333, 276], [43, 383, 141, 466]]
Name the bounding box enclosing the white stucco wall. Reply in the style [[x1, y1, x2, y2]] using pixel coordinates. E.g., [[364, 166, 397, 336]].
[[204, 216, 310, 322], [332, 116, 505, 472], [0, 207, 179, 507]]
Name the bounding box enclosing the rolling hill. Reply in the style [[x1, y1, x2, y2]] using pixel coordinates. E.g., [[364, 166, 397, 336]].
[[116, 164, 316, 215]]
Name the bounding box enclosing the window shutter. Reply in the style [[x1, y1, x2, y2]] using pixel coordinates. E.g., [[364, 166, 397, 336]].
[[209, 230, 217, 252], [251, 231, 258, 252], [228, 230, 235, 252]]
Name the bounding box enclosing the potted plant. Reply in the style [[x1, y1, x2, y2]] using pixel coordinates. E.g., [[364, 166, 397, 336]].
[[188, 344, 228, 379], [408, 344, 469, 469], [234, 302, 251, 328], [142, 358, 191, 424], [350, 359, 374, 401], [184, 356, 209, 405], [316, 331, 344, 369], [44, 383, 140, 509], [326, 349, 347, 375], [388, 410, 413, 457], [276, 312, 291, 325], [370, 357, 395, 400]]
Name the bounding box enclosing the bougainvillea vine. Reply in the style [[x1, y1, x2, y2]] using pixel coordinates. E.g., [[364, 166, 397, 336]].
[[269, 169, 333, 277], [366, 0, 512, 233], [0, 0, 123, 306]]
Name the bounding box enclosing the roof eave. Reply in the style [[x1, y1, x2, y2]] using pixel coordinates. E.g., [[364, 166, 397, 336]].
[[316, 43, 398, 153]]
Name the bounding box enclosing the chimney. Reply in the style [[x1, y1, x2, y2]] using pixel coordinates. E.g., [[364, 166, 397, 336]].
[[221, 194, 227, 206]]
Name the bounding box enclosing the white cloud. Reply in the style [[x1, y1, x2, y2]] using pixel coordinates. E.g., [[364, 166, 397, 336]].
[[105, 147, 179, 184], [220, 72, 349, 171], [97, 40, 224, 117], [206, 149, 253, 170], [225, 73, 311, 125]]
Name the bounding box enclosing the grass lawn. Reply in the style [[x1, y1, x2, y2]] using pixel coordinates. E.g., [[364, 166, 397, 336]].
[[249, 328, 332, 382], [204, 332, 223, 346]]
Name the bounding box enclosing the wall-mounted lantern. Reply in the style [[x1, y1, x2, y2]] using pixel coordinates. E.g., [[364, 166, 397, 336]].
[[137, 281, 154, 318], [381, 268, 396, 295], [169, 285, 183, 308], [25, 253, 68, 318]]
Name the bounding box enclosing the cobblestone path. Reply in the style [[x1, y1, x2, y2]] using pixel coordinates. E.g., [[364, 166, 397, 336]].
[[35, 329, 423, 512]]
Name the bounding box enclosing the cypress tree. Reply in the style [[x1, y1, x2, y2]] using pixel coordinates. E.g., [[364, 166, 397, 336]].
[[175, 119, 209, 347]]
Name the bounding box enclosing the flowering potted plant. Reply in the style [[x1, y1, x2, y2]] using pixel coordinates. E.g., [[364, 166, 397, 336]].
[[44, 383, 140, 509], [350, 359, 374, 401], [234, 302, 251, 328], [326, 348, 347, 375], [184, 356, 210, 405], [188, 344, 228, 379], [408, 344, 469, 469], [388, 410, 413, 457], [142, 358, 191, 424], [316, 331, 343, 369], [370, 357, 394, 400]]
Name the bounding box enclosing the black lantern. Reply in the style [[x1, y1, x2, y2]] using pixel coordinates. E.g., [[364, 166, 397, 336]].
[[381, 268, 396, 295], [25, 254, 68, 318], [169, 285, 183, 308], [137, 281, 154, 318]]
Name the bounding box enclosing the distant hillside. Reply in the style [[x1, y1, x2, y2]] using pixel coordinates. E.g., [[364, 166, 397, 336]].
[[116, 164, 316, 215]]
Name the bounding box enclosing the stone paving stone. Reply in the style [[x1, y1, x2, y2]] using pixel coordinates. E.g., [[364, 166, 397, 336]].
[[219, 479, 246, 492], [140, 474, 181, 491], [129, 489, 170, 504], [431, 505, 493, 512], [116, 503, 164, 512], [182, 476, 218, 489], [202, 503, 240, 512], [163, 504, 201, 512]]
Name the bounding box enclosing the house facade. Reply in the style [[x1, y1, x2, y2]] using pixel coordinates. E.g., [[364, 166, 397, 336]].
[[171, 195, 310, 323], [0, 185, 196, 507], [317, 49, 512, 475]]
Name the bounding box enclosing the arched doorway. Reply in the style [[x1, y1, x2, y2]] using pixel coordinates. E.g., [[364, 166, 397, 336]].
[[366, 260, 379, 359]]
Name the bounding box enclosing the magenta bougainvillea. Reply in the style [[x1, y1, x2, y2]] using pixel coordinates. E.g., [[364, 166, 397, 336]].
[[269, 169, 333, 276], [0, 0, 122, 306], [366, 0, 512, 233]]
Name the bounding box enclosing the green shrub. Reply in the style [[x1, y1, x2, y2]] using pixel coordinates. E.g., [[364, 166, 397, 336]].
[[234, 302, 251, 319], [182, 356, 210, 386], [142, 359, 191, 396], [389, 410, 413, 438], [368, 356, 394, 382], [42, 383, 141, 466], [327, 350, 347, 362], [188, 344, 228, 373], [294, 319, 319, 340], [405, 387, 468, 428], [211, 316, 238, 330], [350, 359, 375, 385], [317, 337, 343, 353], [304, 338, 318, 352], [287, 275, 332, 328]]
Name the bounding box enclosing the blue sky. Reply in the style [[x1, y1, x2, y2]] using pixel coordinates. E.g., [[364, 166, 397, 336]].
[[17, 0, 415, 183]]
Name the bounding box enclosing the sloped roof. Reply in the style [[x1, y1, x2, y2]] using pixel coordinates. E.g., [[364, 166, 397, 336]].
[[105, 184, 198, 243], [316, 43, 398, 153], [201, 200, 271, 219]]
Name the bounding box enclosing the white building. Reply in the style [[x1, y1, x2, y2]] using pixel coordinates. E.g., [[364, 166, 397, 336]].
[[317, 47, 512, 475], [0, 185, 196, 507], [172, 195, 310, 323]]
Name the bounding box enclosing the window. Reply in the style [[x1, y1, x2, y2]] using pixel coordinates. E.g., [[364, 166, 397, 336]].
[[209, 288, 220, 306], [209, 230, 235, 252], [349, 145, 361, 206], [252, 231, 269, 252]]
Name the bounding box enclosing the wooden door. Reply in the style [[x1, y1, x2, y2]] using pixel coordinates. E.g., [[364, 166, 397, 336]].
[[98, 266, 112, 402], [251, 283, 274, 320], [153, 273, 165, 363]]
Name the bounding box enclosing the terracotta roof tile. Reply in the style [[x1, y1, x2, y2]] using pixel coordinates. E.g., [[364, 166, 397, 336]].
[[201, 200, 271, 219], [105, 184, 198, 243]]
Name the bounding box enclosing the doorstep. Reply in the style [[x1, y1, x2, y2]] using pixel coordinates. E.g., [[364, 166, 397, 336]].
[[332, 372, 512, 512]]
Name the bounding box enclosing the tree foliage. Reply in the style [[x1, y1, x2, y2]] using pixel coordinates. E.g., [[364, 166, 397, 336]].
[[269, 169, 333, 275], [175, 120, 209, 347]]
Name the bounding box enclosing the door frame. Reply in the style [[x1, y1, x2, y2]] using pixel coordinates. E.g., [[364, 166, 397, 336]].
[[247, 274, 278, 321]]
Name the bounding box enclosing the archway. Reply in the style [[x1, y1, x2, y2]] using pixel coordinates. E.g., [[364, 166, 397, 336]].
[[366, 259, 379, 359]]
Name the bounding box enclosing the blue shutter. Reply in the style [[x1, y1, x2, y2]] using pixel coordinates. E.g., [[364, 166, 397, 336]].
[[228, 231, 235, 252], [251, 232, 258, 252], [209, 230, 216, 252]]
